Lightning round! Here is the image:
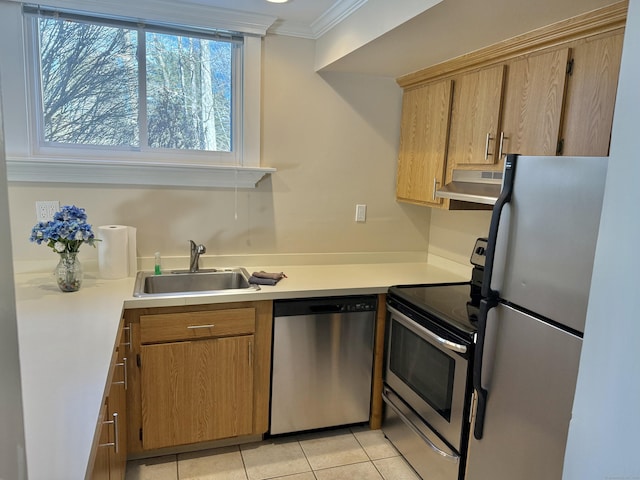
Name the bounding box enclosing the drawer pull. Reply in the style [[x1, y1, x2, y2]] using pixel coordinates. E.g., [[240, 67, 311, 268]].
[[113, 357, 128, 390], [187, 324, 215, 330], [484, 133, 493, 160], [498, 131, 507, 159], [122, 323, 132, 351], [99, 412, 120, 454]]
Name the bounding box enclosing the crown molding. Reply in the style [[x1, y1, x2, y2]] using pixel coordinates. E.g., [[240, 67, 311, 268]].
[[17, 0, 368, 39], [311, 0, 368, 38], [16, 0, 277, 35], [397, 0, 628, 88], [267, 19, 316, 39], [267, 0, 367, 39]]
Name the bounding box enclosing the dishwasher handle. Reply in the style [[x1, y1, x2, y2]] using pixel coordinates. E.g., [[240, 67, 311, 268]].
[[309, 304, 345, 314], [273, 295, 378, 317]]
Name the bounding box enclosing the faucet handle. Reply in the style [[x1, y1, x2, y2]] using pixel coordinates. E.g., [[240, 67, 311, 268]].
[[189, 240, 206, 253]]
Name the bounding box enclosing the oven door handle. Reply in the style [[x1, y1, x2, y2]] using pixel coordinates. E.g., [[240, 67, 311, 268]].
[[388, 306, 467, 354], [382, 388, 460, 463]]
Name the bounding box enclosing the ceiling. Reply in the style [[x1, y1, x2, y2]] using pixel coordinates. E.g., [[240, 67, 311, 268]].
[[176, 0, 622, 78], [322, 0, 623, 77]]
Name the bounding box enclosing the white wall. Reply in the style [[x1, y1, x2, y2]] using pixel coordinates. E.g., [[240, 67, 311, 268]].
[[0, 78, 27, 479], [562, 0, 640, 478], [7, 33, 432, 268], [428, 209, 492, 265]]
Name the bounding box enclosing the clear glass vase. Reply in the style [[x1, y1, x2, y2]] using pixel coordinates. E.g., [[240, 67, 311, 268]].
[[55, 252, 83, 292]]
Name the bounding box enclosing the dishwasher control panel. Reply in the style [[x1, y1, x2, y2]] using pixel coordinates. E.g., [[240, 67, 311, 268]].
[[273, 295, 377, 317]]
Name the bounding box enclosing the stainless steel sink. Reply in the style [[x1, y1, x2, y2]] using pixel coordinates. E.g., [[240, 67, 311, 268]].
[[133, 267, 259, 297]]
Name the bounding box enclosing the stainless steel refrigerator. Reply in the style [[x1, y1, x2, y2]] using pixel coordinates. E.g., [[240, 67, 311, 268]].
[[466, 154, 608, 480]]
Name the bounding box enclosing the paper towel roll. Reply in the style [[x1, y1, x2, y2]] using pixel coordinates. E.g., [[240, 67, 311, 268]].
[[98, 225, 137, 279]]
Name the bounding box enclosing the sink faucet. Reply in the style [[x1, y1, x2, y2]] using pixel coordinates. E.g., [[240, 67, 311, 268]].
[[189, 240, 206, 273]]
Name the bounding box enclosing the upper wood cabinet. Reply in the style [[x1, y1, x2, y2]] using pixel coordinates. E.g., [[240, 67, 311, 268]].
[[396, 79, 453, 206], [448, 64, 506, 166], [395, 1, 626, 209], [561, 32, 624, 156], [501, 48, 571, 157]]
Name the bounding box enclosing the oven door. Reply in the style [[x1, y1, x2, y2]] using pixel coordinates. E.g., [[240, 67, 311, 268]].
[[385, 305, 469, 451]]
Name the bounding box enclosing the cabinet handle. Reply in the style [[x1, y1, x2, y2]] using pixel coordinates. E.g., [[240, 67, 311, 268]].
[[432, 178, 440, 201], [187, 324, 215, 330], [113, 357, 128, 391], [99, 412, 120, 454], [248, 340, 253, 366], [498, 131, 506, 159], [122, 324, 131, 351], [484, 133, 493, 160]]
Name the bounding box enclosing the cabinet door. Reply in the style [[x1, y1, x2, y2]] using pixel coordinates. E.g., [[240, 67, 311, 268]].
[[91, 400, 111, 480], [108, 346, 127, 480], [561, 33, 623, 156], [140, 335, 254, 450], [396, 79, 453, 206], [448, 65, 506, 166], [501, 49, 570, 156]]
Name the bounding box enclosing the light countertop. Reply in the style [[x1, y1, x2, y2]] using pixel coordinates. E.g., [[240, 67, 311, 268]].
[[14, 259, 468, 480]]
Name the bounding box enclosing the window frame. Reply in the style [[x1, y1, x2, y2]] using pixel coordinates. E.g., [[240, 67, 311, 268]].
[[26, 9, 243, 164], [1, 1, 272, 188]]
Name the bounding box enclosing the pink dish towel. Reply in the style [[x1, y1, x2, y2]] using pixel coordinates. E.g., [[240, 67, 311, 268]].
[[249, 271, 287, 286]]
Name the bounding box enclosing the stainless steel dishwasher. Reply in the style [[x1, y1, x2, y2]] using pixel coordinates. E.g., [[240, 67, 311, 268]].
[[270, 295, 377, 435]]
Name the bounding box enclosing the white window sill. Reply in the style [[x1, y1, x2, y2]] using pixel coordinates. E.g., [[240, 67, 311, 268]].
[[6, 158, 275, 188]]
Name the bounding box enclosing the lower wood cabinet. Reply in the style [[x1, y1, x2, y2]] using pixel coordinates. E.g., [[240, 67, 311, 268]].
[[90, 321, 128, 480], [140, 335, 254, 449], [91, 397, 111, 480], [124, 301, 273, 455]]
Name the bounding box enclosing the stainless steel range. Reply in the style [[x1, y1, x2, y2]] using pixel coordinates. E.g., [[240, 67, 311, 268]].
[[382, 239, 486, 480]]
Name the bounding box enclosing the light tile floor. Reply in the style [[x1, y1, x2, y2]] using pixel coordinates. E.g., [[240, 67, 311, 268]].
[[126, 426, 420, 480]]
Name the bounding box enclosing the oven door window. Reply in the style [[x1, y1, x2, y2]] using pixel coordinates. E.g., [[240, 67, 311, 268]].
[[389, 321, 455, 422]]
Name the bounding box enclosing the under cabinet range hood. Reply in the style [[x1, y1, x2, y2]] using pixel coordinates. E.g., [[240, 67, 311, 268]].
[[435, 169, 503, 205]]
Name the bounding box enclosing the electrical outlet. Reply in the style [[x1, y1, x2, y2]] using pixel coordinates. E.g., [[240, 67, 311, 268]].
[[35, 201, 59, 222], [355, 204, 367, 222]]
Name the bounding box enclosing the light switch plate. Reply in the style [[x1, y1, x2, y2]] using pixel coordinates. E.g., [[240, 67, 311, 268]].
[[355, 204, 367, 222]]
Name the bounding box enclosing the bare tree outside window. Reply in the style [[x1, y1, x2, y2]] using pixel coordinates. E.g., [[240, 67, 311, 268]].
[[146, 32, 232, 152], [37, 17, 233, 153], [39, 18, 138, 146]]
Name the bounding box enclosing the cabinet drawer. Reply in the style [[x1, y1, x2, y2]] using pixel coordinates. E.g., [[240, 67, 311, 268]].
[[140, 308, 256, 343]]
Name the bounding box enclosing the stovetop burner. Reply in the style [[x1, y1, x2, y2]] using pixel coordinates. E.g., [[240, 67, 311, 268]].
[[387, 237, 488, 340], [388, 282, 479, 338]]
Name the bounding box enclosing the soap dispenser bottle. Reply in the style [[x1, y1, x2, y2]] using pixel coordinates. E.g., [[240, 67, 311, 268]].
[[154, 252, 162, 275]]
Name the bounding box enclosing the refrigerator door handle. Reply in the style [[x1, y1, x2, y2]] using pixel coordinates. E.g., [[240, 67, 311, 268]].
[[482, 154, 518, 299], [473, 297, 498, 440]]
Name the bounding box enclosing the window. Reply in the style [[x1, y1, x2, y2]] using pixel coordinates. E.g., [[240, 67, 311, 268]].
[[1, 1, 271, 187], [27, 8, 241, 162]]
